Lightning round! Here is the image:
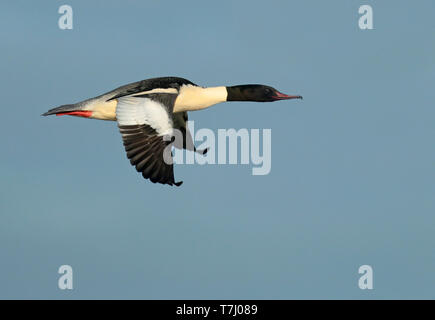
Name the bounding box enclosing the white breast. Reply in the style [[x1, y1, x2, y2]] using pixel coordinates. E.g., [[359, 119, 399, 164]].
[[173, 85, 228, 113]]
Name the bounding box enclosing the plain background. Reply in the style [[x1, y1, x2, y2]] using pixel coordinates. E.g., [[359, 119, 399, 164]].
[[0, 0, 434, 299]]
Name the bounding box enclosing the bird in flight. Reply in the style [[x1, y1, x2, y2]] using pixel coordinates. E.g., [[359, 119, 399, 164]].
[[43, 77, 302, 186]]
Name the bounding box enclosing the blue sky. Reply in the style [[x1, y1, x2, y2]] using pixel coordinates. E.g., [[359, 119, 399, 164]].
[[0, 0, 434, 299]]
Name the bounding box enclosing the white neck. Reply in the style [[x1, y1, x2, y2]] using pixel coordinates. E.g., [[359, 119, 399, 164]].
[[173, 85, 228, 113]]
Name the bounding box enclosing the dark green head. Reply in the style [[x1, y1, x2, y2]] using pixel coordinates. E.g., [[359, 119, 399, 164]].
[[226, 84, 302, 102]]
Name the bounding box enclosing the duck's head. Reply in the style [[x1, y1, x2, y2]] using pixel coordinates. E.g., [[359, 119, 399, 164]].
[[226, 84, 302, 102]]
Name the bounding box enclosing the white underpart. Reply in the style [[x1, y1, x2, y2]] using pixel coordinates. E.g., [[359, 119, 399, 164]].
[[173, 85, 228, 113], [116, 97, 173, 136]]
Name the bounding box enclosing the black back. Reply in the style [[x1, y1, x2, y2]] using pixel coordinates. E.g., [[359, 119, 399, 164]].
[[107, 77, 196, 101]]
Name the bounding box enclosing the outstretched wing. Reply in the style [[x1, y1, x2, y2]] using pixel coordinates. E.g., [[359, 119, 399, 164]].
[[116, 95, 182, 186]]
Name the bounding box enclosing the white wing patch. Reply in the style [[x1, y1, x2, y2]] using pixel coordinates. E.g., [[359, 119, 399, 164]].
[[116, 97, 173, 136], [131, 88, 178, 96]]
